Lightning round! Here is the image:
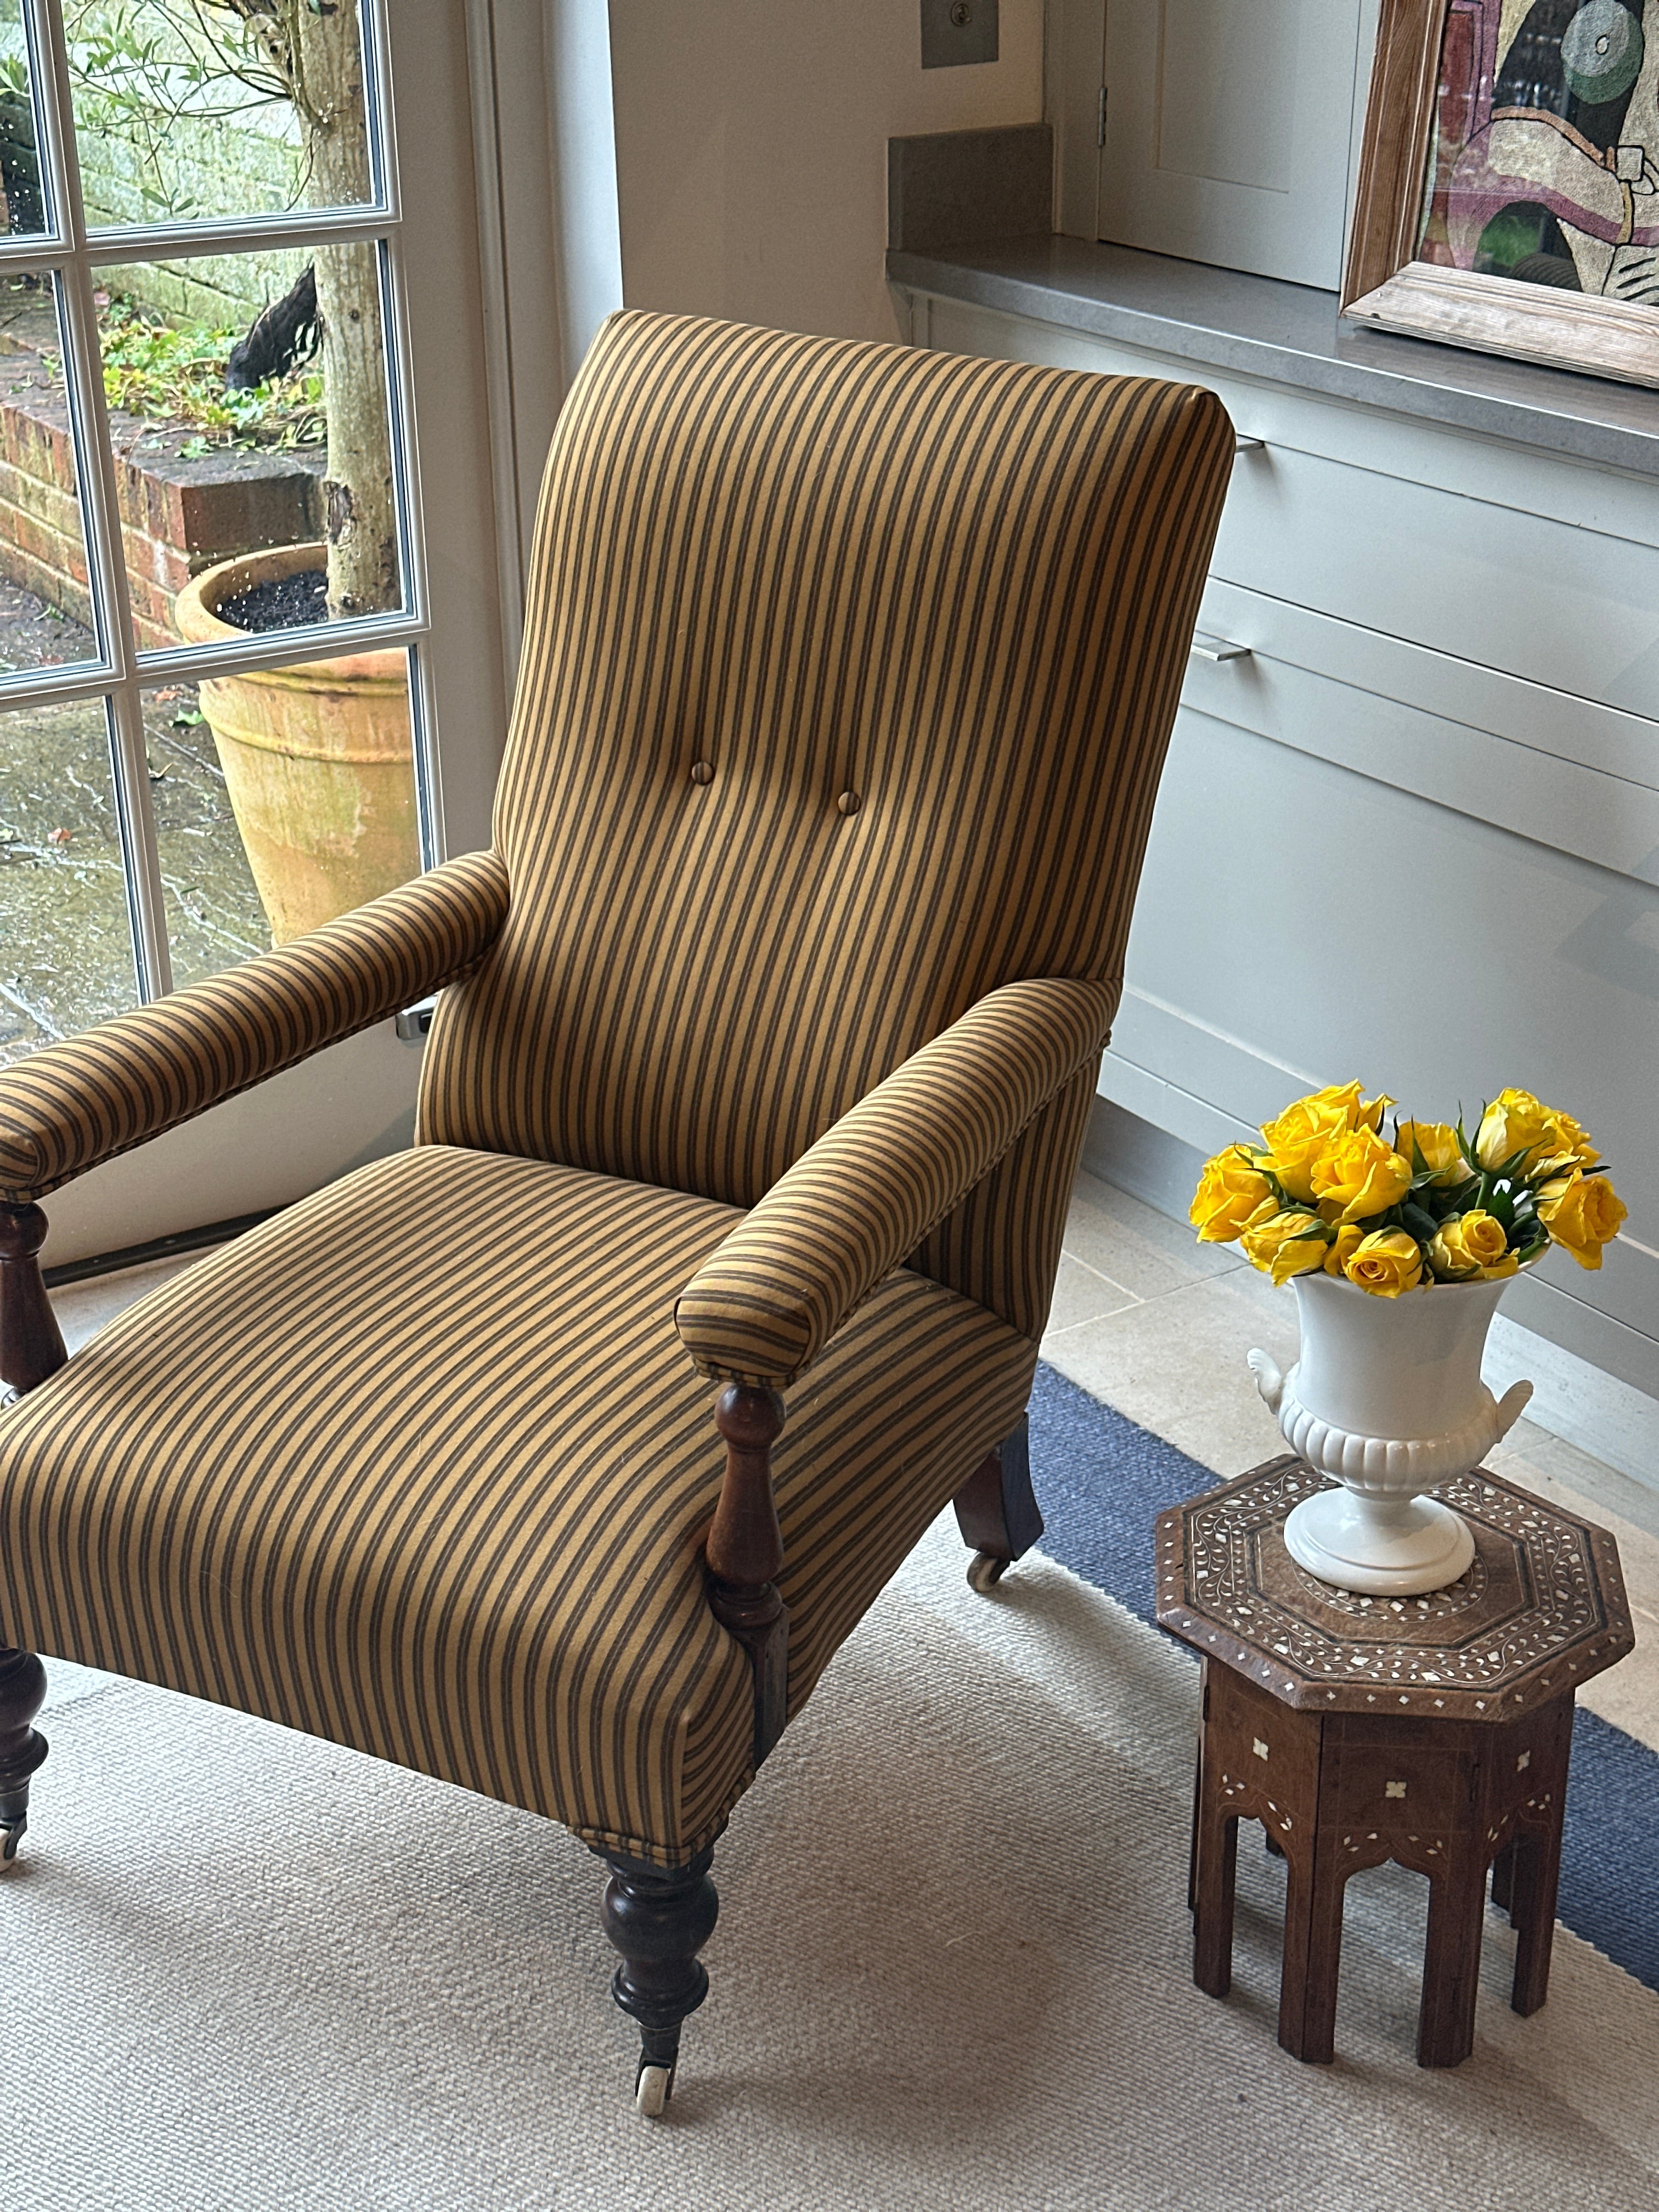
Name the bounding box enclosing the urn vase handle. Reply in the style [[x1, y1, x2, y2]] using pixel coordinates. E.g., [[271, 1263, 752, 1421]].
[[1246, 1348, 1284, 1414], [1495, 1378, 1535, 1438]]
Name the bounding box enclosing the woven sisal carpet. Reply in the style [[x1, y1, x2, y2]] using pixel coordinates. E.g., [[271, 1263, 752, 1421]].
[[5, 1395, 1657, 2209]]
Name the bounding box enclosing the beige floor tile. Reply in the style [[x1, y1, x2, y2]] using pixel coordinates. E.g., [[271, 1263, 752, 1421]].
[[1488, 1423, 1659, 1754], [1062, 1169, 1241, 1302], [1044, 1252, 1140, 1334], [1041, 1268, 1298, 1477]]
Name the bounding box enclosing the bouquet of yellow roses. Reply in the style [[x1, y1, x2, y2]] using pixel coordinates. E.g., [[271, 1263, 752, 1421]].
[[1189, 1082, 1626, 1297]]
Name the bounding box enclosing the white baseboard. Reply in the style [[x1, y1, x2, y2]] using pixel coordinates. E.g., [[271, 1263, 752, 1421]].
[[1483, 1316, 1659, 1496]]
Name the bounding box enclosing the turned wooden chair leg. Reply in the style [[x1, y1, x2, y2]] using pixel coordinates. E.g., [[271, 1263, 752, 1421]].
[[600, 1844, 719, 2117], [0, 1647, 48, 1871], [0, 1203, 65, 1874], [953, 1413, 1042, 1593]]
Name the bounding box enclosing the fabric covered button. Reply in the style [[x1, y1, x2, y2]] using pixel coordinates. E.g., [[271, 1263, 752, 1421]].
[[836, 789, 860, 816], [690, 760, 714, 785]]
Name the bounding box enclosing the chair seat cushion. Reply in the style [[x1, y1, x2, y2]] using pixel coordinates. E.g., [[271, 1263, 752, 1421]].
[[0, 1146, 1036, 1865]]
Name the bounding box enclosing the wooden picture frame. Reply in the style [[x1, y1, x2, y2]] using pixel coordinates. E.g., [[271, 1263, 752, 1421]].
[[1342, 0, 1659, 389]]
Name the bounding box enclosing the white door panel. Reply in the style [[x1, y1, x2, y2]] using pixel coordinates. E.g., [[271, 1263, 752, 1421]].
[[1100, 0, 1364, 288]]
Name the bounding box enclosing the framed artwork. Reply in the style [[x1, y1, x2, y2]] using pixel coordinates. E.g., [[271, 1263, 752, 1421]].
[[1343, 0, 1659, 387]]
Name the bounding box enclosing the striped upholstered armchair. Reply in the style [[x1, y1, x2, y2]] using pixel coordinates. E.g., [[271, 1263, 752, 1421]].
[[0, 313, 1232, 2112]]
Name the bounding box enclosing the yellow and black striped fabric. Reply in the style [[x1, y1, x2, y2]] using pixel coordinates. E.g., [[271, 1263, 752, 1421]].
[[0, 1145, 1035, 1866], [676, 974, 1114, 1386], [0, 313, 1233, 1867], [0, 852, 508, 1205], [421, 313, 1233, 1346]]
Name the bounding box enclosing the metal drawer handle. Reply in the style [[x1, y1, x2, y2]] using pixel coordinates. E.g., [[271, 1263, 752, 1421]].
[[1190, 633, 1252, 662], [1234, 435, 1265, 452]]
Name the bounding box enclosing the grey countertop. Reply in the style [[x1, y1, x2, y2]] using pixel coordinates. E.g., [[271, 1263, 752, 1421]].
[[887, 235, 1659, 479]]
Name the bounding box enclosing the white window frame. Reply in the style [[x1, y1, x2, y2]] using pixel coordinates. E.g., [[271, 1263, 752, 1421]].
[[2, 0, 437, 1003]]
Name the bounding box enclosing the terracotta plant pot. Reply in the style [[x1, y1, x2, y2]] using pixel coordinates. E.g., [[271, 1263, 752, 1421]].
[[1246, 1273, 1536, 1596], [173, 543, 416, 945]]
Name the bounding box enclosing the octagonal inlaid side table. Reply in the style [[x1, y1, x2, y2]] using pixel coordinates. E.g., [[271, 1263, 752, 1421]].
[[1156, 1456, 1634, 2069]]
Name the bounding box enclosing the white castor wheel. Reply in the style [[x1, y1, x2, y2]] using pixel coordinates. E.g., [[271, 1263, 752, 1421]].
[[0, 1819, 25, 1873], [635, 2062, 673, 2118], [967, 1549, 1011, 1595]]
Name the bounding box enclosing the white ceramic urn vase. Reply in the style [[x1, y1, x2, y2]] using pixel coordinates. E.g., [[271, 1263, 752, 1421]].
[[1248, 1273, 1535, 1596]]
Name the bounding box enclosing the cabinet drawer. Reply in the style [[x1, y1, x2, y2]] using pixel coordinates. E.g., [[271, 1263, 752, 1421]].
[[1187, 580, 1659, 885], [1211, 447, 1659, 722], [1107, 710, 1659, 1361]]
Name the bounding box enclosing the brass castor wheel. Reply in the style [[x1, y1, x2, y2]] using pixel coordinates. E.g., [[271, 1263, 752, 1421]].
[[0, 1817, 25, 1873], [635, 2061, 674, 2118], [967, 1549, 1011, 1595]]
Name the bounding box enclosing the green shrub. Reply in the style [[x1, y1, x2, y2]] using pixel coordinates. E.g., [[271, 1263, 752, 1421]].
[[61, 296, 325, 455]]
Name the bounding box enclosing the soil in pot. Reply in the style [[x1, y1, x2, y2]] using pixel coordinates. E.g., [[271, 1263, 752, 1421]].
[[217, 568, 329, 633]]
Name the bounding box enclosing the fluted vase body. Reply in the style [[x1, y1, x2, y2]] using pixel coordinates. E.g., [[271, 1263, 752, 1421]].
[[1248, 1273, 1533, 1596]]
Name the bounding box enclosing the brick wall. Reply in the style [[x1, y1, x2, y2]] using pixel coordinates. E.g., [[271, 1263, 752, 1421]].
[[0, 357, 323, 648]]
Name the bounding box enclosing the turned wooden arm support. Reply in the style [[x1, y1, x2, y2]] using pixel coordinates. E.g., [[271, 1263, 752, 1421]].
[[0, 1204, 66, 1403], [704, 1383, 790, 1769], [0, 850, 510, 1209], [674, 974, 1114, 1390]]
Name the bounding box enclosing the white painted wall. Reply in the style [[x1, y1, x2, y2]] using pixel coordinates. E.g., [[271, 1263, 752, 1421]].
[[606, 0, 1044, 341]]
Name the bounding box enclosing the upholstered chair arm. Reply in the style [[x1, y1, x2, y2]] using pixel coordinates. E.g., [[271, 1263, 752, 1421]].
[[675, 975, 1115, 1389], [0, 849, 510, 1206]]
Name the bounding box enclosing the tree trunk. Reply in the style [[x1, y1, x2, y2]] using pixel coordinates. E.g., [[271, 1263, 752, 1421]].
[[296, 0, 398, 619]]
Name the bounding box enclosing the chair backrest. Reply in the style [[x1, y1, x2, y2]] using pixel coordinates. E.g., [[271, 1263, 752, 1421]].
[[419, 311, 1232, 1337]]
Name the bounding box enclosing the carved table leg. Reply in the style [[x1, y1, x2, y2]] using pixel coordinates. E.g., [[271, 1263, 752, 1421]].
[[1191, 1790, 1239, 2000], [0, 1647, 48, 1872], [1417, 1842, 1491, 2067], [1489, 1836, 1517, 1916], [1277, 1827, 1348, 2064], [953, 1413, 1042, 1594], [1505, 1696, 1574, 2018], [600, 1845, 719, 2116]]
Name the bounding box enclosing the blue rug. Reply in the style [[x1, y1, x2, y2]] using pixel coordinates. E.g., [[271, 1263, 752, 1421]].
[[1028, 1359, 1659, 1996]]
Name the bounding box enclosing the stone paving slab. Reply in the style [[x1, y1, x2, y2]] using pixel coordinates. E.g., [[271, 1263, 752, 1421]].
[[1, 582, 270, 1068]]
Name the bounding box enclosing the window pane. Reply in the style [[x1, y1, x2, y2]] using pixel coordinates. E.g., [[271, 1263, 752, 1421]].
[[70, 0, 379, 230], [0, 273, 106, 676], [0, 696, 138, 1065], [144, 649, 417, 975], [0, 3, 49, 239], [94, 242, 405, 645], [140, 679, 266, 989]]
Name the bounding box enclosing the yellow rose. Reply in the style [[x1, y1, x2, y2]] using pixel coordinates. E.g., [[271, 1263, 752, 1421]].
[[1189, 1148, 1276, 1244], [1344, 1228, 1424, 1298], [1322, 1223, 1364, 1277], [1537, 1172, 1628, 1271], [1242, 1208, 1329, 1286], [1395, 1119, 1464, 1187], [1427, 1211, 1519, 1282], [1475, 1087, 1556, 1172], [1531, 1105, 1601, 1181], [1310, 1126, 1413, 1224], [1259, 1083, 1389, 1201]]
